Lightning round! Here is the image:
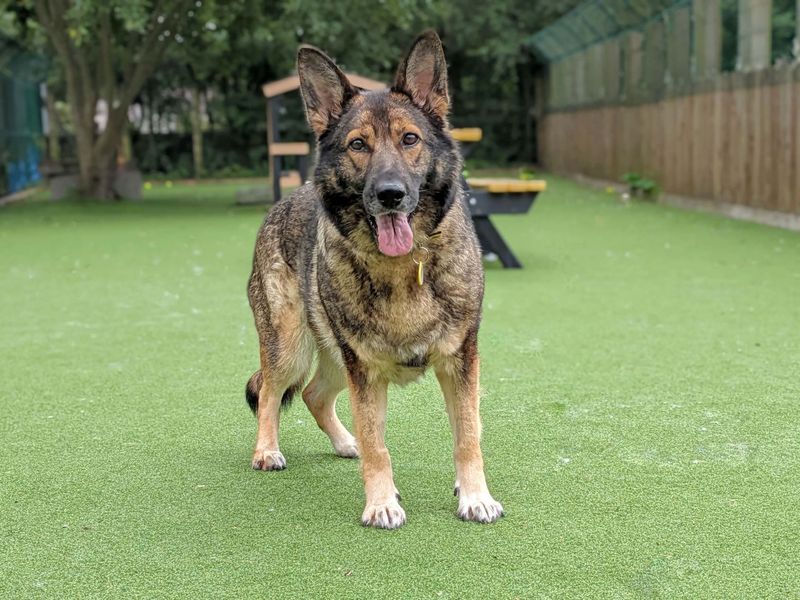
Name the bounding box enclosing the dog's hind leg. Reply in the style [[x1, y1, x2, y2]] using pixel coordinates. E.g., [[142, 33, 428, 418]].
[[251, 348, 291, 471], [248, 261, 313, 471], [302, 349, 358, 458]]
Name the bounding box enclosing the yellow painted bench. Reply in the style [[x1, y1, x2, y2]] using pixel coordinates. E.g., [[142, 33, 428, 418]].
[[450, 126, 546, 268], [451, 127, 484, 143], [467, 178, 547, 194]]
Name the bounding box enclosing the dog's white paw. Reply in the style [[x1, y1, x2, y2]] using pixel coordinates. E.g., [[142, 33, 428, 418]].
[[251, 449, 286, 471], [332, 434, 359, 459], [457, 492, 504, 523], [362, 498, 406, 529]]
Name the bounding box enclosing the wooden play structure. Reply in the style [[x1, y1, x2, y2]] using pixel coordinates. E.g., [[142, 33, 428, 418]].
[[261, 72, 385, 202]]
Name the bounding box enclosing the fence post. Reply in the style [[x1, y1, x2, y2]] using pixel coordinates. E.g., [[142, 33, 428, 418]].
[[797, 0, 800, 56], [626, 32, 644, 101], [693, 0, 722, 78], [738, 0, 773, 70]]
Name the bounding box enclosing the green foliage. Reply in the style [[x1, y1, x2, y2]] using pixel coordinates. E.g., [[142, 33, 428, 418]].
[[772, 0, 798, 63], [623, 172, 659, 199], [721, 0, 739, 72], [2, 0, 583, 176]]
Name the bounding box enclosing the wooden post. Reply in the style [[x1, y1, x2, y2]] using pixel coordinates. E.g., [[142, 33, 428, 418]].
[[738, 0, 772, 70], [267, 96, 282, 202], [603, 39, 621, 102], [693, 0, 722, 78], [626, 32, 644, 102]]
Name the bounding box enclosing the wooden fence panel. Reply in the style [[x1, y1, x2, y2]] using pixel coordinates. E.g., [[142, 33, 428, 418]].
[[539, 75, 800, 215]]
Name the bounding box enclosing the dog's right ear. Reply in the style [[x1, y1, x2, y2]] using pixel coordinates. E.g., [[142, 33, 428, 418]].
[[297, 46, 356, 138]]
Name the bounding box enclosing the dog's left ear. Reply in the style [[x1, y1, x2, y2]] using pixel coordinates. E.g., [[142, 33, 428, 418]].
[[393, 30, 449, 122]]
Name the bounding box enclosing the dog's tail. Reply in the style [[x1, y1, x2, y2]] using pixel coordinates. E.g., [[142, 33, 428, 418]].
[[245, 371, 262, 413], [245, 370, 299, 414]]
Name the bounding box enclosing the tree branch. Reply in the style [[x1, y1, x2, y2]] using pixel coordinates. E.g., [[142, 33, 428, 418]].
[[95, 1, 190, 158], [98, 7, 115, 107]]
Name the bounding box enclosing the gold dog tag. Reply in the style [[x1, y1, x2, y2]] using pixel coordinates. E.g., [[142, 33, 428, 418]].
[[412, 246, 430, 287]]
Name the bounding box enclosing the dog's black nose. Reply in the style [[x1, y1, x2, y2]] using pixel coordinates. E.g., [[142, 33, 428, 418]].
[[376, 182, 406, 208]]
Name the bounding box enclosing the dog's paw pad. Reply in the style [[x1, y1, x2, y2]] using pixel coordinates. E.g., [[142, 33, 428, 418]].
[[362, 500, 406, 529], [458, 493, 504, 524], [251, 449, 286, 471]]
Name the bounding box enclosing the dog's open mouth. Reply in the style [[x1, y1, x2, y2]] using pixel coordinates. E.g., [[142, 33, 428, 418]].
[[370, 212, 414, 257]]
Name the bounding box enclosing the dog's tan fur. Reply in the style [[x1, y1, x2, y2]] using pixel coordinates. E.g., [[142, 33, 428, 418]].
[[244, 31, 502, 528]]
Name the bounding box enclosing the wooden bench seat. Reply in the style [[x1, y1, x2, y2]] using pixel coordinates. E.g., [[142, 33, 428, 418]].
[[451, 127, 483, 143], [268, 142, 311, 156], [462, 177, 546, 268], [466, 178, 547, 194]]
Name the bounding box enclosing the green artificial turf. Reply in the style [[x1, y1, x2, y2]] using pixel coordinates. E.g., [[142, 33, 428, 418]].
[[1, 177, 799, 598]]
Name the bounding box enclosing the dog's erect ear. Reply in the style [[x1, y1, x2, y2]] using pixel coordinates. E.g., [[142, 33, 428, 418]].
[[394, 31, 449, 121], [297, 46, 356, 137]]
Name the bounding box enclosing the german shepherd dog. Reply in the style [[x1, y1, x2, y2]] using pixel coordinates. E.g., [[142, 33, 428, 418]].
[[244, 31, 503, 529]]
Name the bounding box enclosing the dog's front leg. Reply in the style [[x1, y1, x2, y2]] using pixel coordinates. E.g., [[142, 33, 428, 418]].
[[435, 331, 504, 523], [345, 355, 405, 529]]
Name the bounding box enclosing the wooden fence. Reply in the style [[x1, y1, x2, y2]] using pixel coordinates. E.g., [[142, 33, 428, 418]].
[[539, 68, 800, 214], [532, 0, 800, 217]]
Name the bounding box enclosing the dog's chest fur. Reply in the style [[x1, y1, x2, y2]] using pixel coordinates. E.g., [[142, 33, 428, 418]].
[[311, 205, 481, 383]]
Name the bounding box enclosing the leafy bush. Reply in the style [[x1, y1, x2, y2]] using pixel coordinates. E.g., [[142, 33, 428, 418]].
[[622, 172, 660, 200]]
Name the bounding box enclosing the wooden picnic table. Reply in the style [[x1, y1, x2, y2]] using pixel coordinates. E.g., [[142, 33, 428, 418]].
[[452, 128, 546, 269]]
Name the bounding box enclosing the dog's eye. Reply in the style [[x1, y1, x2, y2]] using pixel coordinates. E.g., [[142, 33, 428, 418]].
[[348, 138, 366, 151], [402, 133, 419, 146]]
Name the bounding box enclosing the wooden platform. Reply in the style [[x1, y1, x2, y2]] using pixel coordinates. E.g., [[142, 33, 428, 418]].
[[467, 178, 547, 194], [462, 176, 546, 269], [268, 142, 310, 156], [451, 127, 483, 143]]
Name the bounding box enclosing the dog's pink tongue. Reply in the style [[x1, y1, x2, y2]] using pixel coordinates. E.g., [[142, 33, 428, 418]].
[[375, 213, 414, 257]]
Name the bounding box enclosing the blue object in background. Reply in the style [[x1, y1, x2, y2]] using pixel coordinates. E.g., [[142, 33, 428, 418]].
[[6, 145, 42, 193], [1, 41, 45, 196]]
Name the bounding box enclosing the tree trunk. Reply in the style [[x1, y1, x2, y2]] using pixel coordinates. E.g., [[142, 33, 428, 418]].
[[120, 126, 133, 166], [33, 0, 182, 199], [94, 151, 118, 200], [93, 107, 130, 199], [44, 87, 61, 163], [72, 108, 96, 194], [190, 87, 205, 178]]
